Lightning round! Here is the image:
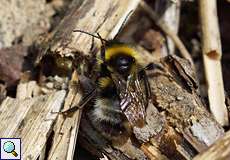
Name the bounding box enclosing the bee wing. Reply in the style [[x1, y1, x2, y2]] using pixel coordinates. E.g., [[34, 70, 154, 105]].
[[111, 72, 147, 127], [122, 94, 146, 127], [121, 77, 147, 127]]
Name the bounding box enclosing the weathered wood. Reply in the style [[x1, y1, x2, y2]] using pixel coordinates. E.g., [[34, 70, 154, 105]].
[[36, 0, 140, 64], [47, 71, 82, 160], [148, 55, 224, 152], [154, 0, 181, 56], [0, 90, 66, 160], [30, 0, 225, 159], [16, 81, 41, 99], [193, 130, 230, 160], [199, 0, 228, 126]]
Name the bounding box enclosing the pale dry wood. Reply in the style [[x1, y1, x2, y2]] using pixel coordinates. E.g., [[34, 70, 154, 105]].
[[140, 0, 193, 66], [47, 71, 82, 160], [193, 130, 230, 160], [39, 145, 46, 160], [100, 154, 110, 160], [199, 0, 228, 126], [154, 0, 181, 56], [16, 81, 40, 99], [36, 0, 140, 64], [0, 90, 66, 160]]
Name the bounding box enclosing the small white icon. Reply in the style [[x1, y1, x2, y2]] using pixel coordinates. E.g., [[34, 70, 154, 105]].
[[0, 138, 21, 159]]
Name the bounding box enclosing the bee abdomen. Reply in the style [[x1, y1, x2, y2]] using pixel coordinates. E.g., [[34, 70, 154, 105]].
[[88, 105, 130, 140]]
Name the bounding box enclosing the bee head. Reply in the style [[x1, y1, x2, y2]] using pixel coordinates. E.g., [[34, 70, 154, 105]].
[[104, 43, 139, 77], [72, 30, 140, 77]]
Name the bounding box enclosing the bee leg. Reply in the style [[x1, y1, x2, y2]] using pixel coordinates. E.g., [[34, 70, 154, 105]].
[[58, 88, 96, 116], [144, 62, 164, 71], [52, 71, 96, 117], [137, 69, 151, 106], [143, 71, 151, 101]]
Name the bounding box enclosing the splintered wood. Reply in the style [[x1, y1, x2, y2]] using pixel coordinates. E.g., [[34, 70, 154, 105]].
[[0, 90, 66, 159], [36, 0, 140, 64], [0, 0, 229, 160], [47, 71, 82, 160]]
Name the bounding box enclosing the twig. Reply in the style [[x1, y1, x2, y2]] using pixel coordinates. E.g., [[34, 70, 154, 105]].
[[199, 0, 229, 126], [140, 0, 194, 66]]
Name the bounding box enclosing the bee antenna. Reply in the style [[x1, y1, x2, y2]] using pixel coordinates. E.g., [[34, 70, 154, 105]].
[[114, 10, 134, 39], [73, 30, 108, 43], [96, 33, 106, 60]]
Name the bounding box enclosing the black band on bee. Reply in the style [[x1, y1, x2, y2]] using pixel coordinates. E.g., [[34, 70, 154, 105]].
[[97, 77, 118, 99]]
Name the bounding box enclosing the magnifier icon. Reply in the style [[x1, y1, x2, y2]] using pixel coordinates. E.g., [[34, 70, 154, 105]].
[[3, 141, 18, 157]]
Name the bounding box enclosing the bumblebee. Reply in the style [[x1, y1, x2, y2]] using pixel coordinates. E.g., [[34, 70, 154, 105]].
[[64, 30, 151, 141], [90, 41, 150, 140]]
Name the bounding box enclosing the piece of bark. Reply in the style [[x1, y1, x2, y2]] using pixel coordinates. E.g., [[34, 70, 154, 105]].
[[150, 55, 224, 150], [0, 90, 66, 160], [193, 130, 230, 160], [199, 0, 229, 126], [0, 45, 29, 87]]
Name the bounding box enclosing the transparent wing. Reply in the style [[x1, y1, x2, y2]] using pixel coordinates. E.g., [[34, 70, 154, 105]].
[[112, 72, 147, 127]]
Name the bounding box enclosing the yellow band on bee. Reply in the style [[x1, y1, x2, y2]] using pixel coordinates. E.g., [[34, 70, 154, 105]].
[[105, 46, 140, 61], [98, 77, 112, 88]]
